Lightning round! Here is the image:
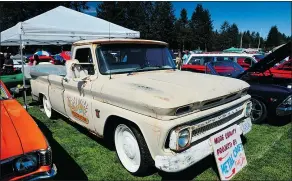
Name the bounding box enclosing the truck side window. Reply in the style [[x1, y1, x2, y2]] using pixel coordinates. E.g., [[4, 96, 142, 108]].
[[75, 48, 93, 63]]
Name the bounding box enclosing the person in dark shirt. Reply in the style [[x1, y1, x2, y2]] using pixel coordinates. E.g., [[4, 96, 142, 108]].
[[0, 53, 5, 69], [3, 53, 13, 68], [33, 54, 40, 65]]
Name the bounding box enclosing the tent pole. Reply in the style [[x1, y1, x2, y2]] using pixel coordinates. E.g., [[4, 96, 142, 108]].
[[19, 34, 27, 110]]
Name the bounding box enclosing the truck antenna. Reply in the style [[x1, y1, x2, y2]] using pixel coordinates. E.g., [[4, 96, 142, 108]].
[[109, 21, 111, 40]]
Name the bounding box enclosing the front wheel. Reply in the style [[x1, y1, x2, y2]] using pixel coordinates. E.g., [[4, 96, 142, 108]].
[[114, 124, 153, 175], [250, 98, 267, 124]]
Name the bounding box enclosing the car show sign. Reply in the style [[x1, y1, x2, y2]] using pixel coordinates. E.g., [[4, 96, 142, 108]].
[[210, 125, 247, 180]]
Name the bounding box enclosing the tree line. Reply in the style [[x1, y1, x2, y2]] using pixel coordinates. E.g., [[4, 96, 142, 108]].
[[96, 2, 290, 51], [0, 2, 290, 51]]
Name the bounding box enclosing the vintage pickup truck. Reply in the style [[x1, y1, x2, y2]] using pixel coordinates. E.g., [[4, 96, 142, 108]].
[[30, 39, 253, 175]]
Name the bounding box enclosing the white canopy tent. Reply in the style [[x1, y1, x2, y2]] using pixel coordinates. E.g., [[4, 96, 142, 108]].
[[0, 6, 140, 46], [0, 6, 140, 108]]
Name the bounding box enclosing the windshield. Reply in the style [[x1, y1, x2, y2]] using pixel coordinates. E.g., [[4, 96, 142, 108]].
[[208, 61, 245, 78], [96, 44, 176, 74], [253, 55, 265, 61]]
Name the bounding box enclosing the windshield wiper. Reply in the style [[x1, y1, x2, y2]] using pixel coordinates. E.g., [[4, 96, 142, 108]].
[[127, 66, 171, 75]]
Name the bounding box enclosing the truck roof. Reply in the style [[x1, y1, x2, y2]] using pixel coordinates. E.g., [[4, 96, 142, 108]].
[[73, 39, 168, 46]]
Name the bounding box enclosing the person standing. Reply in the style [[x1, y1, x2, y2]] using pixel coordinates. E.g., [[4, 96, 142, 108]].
[[3, 53, 13, 69], [182, 50, 191, 64], [175, 51, 182, 70]]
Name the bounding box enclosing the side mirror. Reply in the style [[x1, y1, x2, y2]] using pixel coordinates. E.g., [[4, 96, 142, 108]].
[[63, 77, 69, 82]]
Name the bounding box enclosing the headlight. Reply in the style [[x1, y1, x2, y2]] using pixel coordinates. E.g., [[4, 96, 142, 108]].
[[14, 154, 38, 174], [169, 127, 191, 151], [280, 96, 292, 107], [178, 129, 190, 148], [244, 101, 252, 117]]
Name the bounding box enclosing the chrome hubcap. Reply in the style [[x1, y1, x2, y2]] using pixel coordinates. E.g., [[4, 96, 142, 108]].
[[251, 98, 263, 122]]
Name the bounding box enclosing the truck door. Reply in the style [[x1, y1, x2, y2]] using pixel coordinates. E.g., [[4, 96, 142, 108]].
[[63, 46, 96, 130], [48, 74, 66, 115]]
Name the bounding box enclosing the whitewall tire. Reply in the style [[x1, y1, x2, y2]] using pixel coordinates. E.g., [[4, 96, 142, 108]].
[[114, 123, 153, 175]]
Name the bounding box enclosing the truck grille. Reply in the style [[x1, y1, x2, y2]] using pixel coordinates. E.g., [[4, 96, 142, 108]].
[[192, 110, 242, 137], [190, 102, 244, 141]]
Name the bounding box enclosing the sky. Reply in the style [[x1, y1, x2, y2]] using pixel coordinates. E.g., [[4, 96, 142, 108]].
[[84, 1, 291, 38]]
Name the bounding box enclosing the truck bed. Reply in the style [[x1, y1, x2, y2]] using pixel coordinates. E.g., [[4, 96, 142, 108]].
[[29, 64, 66, 79]]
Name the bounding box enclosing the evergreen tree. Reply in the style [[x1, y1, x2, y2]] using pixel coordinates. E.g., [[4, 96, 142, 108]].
[[176, 8, 191, 50], [266, 26, 282, 48], [189, 4, 213, 50], [219, 21, 231, 50], [228, 23, 239, 47], [151, 2, 176, 47], [96, 2, 125, 26]]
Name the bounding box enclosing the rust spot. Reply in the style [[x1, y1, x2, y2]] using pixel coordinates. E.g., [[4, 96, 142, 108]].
[[155, 96, 170, 101], [131, 83, 155, 91]]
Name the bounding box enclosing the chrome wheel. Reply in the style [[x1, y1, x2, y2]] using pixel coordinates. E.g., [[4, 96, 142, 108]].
[[250, 98, 266, 123]]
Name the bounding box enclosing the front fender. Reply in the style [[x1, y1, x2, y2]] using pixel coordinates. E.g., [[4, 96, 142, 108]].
[[248, 83, 292, 113]]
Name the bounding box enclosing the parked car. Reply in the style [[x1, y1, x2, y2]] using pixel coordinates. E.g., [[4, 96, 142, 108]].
[[202, 42, 291, 123], [255, 58, 292, 80], [29, 39, 253, 175], [181, 53, 258, 72], [0, 81, 57, 180]]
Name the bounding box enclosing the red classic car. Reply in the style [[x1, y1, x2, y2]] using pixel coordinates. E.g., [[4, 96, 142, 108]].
[[250, 58, 292, 80], [182, 54, 291, 80], [0, 81, 57, 180], [181, 53, 258, 72]]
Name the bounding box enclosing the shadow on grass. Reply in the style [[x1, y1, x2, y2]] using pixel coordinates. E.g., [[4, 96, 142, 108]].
[[33, 109, 247, 180], [158, 155, 220, 181], [33, 113, 233, 179], [32, 116, 88, 180], [265, 114, 291, 126], [52, 114, 112, 150]]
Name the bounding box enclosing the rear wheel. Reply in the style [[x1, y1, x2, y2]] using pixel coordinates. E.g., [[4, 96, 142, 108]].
[[251, 98, 267, 124], [43, 95, 56, 119], [114, 123, 153, 175]]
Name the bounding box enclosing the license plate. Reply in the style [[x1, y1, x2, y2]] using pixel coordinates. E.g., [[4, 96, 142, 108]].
[[240, 119, 252, 135]]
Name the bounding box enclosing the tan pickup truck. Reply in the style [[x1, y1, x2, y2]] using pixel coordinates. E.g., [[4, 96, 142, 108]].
[[30, 39, 252, 175]]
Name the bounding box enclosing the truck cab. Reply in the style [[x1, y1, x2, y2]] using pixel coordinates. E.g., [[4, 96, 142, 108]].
[[30, 39, 253, 175]]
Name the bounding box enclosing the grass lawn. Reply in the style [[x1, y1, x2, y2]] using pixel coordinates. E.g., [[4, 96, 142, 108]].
[[18, 96, 291, 180]]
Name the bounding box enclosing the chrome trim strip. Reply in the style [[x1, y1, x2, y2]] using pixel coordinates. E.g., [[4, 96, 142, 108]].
[[24, 164, 57, 181]]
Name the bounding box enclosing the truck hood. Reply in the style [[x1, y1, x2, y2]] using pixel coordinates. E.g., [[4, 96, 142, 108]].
[[100, 70, 250, 119], [0, 100, 48, 160]]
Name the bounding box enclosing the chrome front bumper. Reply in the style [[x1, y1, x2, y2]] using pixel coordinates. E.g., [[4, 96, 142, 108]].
[[276, 106, 292, 116], [155, 118, 252, 172], [25, 164, 57, 181]]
